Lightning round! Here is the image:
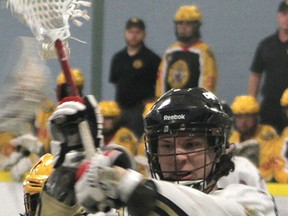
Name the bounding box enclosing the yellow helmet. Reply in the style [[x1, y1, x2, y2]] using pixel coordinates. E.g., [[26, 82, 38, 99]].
[[174, 5, 202, 22], [57, 68, 84, 87], [99, 101, 121, 117], [230, 95, 260, 115], [23, 153, 53, 195], [280, 88, 288, 107]]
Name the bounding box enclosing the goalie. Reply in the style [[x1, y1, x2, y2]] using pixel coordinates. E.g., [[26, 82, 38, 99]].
[[35, 88, 277, 216]]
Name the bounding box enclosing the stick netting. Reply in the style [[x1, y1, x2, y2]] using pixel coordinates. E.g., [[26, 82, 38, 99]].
[[7, 0, 91, 59]]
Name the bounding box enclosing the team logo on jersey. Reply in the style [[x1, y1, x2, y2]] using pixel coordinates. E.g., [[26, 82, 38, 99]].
[[260, 131, 275, 140], [167, 60, 190, 88], [119, 134, 132, 143], [132, 59, 144, 69]]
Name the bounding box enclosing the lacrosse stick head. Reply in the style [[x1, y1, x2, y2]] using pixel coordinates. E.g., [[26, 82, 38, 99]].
[[7, 0, 91, 59]]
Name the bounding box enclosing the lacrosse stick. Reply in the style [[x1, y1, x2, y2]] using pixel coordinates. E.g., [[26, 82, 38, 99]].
[[7, 0, 97, 159]]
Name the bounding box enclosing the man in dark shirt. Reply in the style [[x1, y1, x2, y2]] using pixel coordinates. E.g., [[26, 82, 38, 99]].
[[248, 1, 288, 133], [109, 17, 161, 138]]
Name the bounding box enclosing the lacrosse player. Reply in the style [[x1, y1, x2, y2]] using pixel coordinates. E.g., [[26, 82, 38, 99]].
[[99, 101, 138, 156], [36, 87, 277, 215]]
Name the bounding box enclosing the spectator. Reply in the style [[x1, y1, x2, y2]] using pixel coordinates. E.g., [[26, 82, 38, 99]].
[[56, 68, 85, 100], [156, 5, 218, 98], [229, 95, 282, 182], [247, 0, 288, 133], [273, 88, 288, 183], [218, 101, 267, 190], [109, 17, 161, 138], [99, 100, 138, 155]]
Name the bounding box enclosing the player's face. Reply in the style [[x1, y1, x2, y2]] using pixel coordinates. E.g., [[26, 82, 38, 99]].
[[277, 11, 288, 32], [103, 117, 114, 130], [175, 21, 194, 39], [234, 114, 257, 135], [125, 27, 145, 48], [157, 134, 216, 181]]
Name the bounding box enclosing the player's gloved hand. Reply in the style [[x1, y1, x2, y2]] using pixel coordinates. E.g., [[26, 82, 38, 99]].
[[75, 146, 141, 213], [48, 95, 103, 167], [102, 143, 137, 170]]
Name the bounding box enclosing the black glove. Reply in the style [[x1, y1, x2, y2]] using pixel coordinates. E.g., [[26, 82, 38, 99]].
[[48, 95, 103, 167]]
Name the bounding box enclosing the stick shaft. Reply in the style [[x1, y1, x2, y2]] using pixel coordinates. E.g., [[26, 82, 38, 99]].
[[54, 39, 79, 96], [54, 39, 95, 160]]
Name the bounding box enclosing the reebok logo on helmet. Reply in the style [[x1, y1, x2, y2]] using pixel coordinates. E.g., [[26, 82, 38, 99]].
[[163, 114, 185, 121]]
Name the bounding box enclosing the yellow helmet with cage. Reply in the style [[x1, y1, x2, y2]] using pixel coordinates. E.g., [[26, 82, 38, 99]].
[[57, 68, 84, 87], [280, 88, 288, 107], [23, 153, 53, 195], [99, 101, 121, 117], [230, 95, 260, 115], [23, 153, 53, 215], [174, 5, 202, 22]]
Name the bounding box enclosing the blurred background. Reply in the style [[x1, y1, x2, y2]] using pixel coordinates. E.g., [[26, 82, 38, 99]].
[[0, 0, 280, 103]]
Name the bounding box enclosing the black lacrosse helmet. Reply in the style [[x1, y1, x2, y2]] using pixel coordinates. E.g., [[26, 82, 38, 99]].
[[144, 88, 231, 192]]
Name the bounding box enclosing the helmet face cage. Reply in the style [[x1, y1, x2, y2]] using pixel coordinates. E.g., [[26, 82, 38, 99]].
[[24, 193, 39, 216], [144, 88, 230, 193], [174, 21, 201, 43], [145, 125, 226, 193]]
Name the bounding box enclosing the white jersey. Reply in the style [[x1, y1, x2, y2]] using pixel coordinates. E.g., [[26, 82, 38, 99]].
[[90, 157, 271, 216], [149, 180, 277, 216], [217, 156, 267, 191]]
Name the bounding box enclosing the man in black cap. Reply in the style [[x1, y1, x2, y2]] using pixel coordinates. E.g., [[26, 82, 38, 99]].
[[109, 17, 161, 138], [248, 0, 288, 134]]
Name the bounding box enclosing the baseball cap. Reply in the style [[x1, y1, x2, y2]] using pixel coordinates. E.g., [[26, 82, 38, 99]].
[[278, 0, 288, 13], [125, 17, 145, 30]]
